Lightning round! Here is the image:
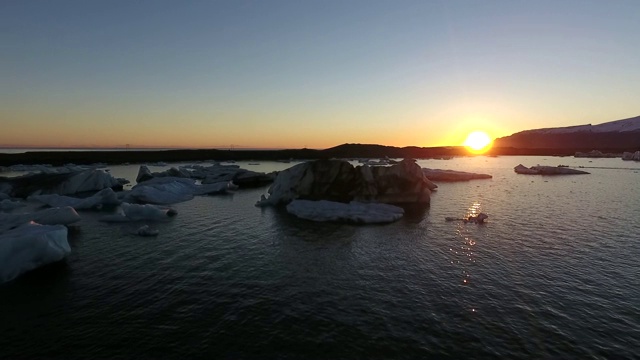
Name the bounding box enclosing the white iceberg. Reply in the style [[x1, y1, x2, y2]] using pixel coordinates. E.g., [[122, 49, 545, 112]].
[[100, 203, 177, 222], [123, 177, 235, 205], [286, 200, 404, 224], [0, 222, 71, 284], [29, 188, 120, 210], [0, 207, 81, 232]]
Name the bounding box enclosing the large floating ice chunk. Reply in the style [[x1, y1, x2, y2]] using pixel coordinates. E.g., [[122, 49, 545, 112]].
[[622, 151, 640, 161], [286, 200, 404, 224], [257, 159, 432, 206], [5, 169, 122, 198], [100, 203, 177, 222], [0, 207, 81, 232], [422, 168, 492, 182], [122, 177, 235, 205], [135, 164, 274, 188], [0, 199, 26, 212], [29, 188, 120, 210], [0, 222, 71, 284], [514, 164, 589, 175]]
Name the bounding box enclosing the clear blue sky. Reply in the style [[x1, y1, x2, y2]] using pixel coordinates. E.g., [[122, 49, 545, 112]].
[[2, 0, 639, 148]]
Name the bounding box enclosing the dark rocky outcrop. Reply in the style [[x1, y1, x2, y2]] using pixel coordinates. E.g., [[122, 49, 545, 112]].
[[257, 159, 433, 206]]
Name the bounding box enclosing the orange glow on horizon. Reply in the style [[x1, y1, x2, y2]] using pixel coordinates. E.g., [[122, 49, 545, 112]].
[[463, 131, 493, 154]]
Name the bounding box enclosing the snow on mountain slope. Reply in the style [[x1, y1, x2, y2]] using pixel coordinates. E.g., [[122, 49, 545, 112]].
[[519, 115, 640, 135]]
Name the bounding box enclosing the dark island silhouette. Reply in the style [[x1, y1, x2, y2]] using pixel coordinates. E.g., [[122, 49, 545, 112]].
[[2, 115, 639, 166]]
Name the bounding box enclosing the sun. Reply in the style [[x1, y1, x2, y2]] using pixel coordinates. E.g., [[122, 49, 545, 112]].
[[463, 131, 492, 153]]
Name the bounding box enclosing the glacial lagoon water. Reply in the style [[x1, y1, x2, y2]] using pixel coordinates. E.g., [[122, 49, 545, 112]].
[[1, 156, 639, 358]]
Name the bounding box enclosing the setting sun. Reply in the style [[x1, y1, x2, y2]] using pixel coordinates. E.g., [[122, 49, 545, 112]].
[[463, 131, 492, 153]]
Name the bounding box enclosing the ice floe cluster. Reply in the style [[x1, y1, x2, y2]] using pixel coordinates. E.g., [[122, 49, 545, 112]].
[[0, 162, 275, 284], [0, 158, 500, 284]]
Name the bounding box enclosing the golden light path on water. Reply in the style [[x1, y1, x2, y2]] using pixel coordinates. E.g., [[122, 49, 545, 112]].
[[450, 201, 483, 313]]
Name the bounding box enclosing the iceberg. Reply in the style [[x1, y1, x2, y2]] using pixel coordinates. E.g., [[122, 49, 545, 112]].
[[514, 164, 589, 175], [422, 168, 492, 182], [0, 222, 71, 284], [257, 159, 432, 206], [286, 200, 404, 224], [6, 169, 122, 198], [0, 207, 81, 232], [0, 199, 26, 212], [100, 203, 177, 222], [622, 151, 640, 161], [123, 177, 236, 205], [135, 164, 274, 188], [29, 188, 120, 210]]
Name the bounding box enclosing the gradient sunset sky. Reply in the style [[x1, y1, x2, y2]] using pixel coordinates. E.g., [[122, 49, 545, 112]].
[[2, 0, 639, 149]]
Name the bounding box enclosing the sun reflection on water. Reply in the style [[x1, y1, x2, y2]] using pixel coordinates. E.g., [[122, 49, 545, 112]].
[[449, 200, 484, 313]]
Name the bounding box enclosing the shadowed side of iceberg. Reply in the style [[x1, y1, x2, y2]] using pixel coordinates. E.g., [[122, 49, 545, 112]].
[[257, 159, 433, 207], [286, 200, 404, 224], [0, 222, 70, 284]]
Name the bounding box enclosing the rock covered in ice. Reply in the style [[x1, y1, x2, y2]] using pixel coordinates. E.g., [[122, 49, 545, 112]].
[[0, 222, 71, 284], [422, 168, 492, 182], [100, 203, 177, 222], [514, 164, 589, 175], [29, 188, 120, 210], [622, 151, 640, 161], [286, 200, 404, 224], [257, 159, 432, 206], [0, 199, 26, 212], [0, 207, 81, 232]]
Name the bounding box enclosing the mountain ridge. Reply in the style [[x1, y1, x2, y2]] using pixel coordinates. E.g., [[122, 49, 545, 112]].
[[494, 115, 640, 150]]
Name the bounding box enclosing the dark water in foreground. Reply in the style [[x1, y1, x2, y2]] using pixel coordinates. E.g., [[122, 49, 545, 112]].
[[1, 156, 639, 359]]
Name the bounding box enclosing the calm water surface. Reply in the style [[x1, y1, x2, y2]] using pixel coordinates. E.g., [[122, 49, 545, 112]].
[[1, 156, 639, 359]]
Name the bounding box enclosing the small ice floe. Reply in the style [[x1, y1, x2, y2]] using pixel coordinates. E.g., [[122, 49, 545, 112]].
[[445, 213, 488, 224], [136, 225, 159, 237], [100, 203, 177, 223], [286, 199, 404, 224]]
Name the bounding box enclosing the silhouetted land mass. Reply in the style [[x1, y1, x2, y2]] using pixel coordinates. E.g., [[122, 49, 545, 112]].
[[494, 131, 640, 150], [1, 143, 636, 166], [494, 115, 640, 150]]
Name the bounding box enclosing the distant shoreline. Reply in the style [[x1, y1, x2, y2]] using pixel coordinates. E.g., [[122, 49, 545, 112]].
[[0, 144, 629, 166]]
